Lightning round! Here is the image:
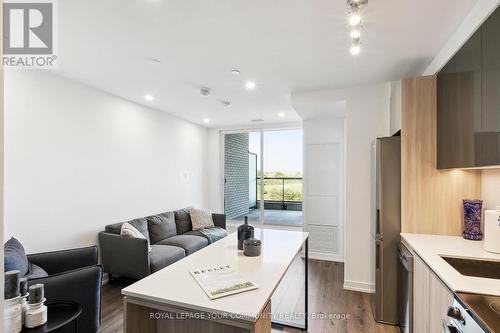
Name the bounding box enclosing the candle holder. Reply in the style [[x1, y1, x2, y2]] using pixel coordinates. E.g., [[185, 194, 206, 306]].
[[4, 270, 22, 333], [237, 216, 254, 250], [25, 284, 47, 328], [19, 278, 29, 326]]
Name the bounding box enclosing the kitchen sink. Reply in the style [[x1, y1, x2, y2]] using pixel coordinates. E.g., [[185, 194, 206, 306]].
[[441, 256, 500, 279]]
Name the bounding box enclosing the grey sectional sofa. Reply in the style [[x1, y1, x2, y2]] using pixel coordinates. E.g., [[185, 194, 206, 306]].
[[98, 208, 226, 280]]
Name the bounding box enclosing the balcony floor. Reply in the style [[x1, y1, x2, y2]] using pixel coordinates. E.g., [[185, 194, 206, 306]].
[[232, 208, 303, 226]]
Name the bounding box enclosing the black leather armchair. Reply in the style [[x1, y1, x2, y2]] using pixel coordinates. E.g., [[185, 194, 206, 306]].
[[27, 246, 103, 333]]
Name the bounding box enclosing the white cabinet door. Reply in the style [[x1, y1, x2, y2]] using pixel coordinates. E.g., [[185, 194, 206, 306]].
[[413, 255, 430, 333], [430, 271, 454, 333], [413, 253, 454, 333]]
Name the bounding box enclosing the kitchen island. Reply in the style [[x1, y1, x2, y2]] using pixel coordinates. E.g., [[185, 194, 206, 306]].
[[122, 228, 309, 333]]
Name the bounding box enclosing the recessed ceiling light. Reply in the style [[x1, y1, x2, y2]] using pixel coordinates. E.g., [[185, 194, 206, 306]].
[[245, 81, 256, 90], [278, 112, 285, 117], [203, 118, 210, 124], [231, 69, 241, 75], [144, 94, 154, 101]]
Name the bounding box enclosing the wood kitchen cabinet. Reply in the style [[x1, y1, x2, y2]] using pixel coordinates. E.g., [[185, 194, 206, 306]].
[[413, 255, 430, 333], [413, 254, 454, 333], [437, 6, 500, 168], [429, 268, 454, 333]]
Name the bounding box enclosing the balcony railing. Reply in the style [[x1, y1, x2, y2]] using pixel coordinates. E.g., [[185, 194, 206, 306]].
[[255, 177, 302, 210]]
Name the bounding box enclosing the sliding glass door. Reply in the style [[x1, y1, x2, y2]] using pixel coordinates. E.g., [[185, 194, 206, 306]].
[[224, 129, 303, 227], [262, 129, 303, 226]]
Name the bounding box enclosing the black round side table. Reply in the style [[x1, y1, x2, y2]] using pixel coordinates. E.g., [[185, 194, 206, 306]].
[[22, 301, 82, 333]]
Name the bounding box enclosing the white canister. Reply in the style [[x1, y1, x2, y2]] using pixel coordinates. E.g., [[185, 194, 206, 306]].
[[484, 209, 500, 254], [4, 296, 22, 333], [20, 296, 29, 325], [25, 302, 47, 328]]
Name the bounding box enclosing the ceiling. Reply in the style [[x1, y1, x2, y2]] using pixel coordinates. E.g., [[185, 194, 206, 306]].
[[54, 0, 479, 128]]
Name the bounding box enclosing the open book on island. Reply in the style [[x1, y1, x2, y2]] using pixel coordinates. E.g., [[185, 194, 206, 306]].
[[190, 265, 258, 300]]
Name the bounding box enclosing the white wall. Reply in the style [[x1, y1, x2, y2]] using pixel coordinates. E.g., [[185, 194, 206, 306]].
[[389, 81, 402, 136], [303, 116, 345, 262], [206, 129, 223, 213], [292, 82, 391, 292], [5, 70, 209, 253], [482, 170, 500, 209]]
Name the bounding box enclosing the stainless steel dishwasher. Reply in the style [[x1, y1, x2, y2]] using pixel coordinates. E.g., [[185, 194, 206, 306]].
[[398, 243, 413, 333]]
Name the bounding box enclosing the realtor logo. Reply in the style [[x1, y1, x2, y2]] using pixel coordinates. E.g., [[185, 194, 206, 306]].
[[2, 0, 57, 68]]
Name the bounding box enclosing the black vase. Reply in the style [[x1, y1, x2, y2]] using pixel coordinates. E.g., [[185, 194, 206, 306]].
[[237, 217, 254, 250]]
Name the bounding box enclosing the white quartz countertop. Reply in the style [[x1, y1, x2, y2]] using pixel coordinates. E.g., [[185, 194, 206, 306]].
[[122, 228, 308, 322], [401, 233, 500, 297]]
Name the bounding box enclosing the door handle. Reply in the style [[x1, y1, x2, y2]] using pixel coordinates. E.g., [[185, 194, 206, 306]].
[[442, 320, 459, 333]]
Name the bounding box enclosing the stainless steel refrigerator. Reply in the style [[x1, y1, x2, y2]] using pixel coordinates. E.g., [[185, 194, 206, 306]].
[[371, 136, 401, 325]]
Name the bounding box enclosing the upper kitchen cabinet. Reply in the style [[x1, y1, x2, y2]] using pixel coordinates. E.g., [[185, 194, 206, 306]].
[[437, 29, 481, 169], [437, 6, 500, 169], [480, 8, 500, 166]]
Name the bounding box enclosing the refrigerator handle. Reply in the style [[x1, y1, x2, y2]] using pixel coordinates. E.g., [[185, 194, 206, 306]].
[[376, 209, 381, 238], [375, 239, 382, 270]]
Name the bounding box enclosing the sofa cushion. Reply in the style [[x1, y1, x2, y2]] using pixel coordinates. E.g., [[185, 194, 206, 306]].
[[105, 218, 150, 240], [149, 245, 185, 273], [185, 227, 227, 244], [174, 208, 193, 234], [25, 263, 49, 279], [4, 237, 29, 276], [146, 212, 177, 244], [156, 235, 208, 256], [189, 207, 215, 231]]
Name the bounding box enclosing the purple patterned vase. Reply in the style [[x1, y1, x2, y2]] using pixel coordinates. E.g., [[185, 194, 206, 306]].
[[463, 199, 483, 240]]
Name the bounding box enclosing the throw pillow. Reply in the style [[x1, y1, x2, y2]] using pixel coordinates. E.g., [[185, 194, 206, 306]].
[[189, 207, 215, 231], [126, 218, 150, 241], [121, 222, 151, 252], [4, 237, 29, 276], [174, 208, 193, 234], [105, 217, 150, 239], [25, 263, 49, 279], [147, 212, 177, 244]]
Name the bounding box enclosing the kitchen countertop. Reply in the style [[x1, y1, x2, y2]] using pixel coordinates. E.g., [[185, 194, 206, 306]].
[[122, 228, 308, 322], [401, 233, 500, 297]]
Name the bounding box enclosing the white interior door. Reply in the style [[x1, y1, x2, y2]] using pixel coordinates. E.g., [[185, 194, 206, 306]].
[[305, 143, 343, 260]]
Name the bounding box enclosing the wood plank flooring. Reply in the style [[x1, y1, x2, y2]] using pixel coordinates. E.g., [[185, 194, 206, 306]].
[[98, 260, 399, 333]]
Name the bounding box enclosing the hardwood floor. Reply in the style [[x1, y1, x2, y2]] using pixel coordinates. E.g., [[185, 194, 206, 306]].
[[98, 260, 399, 333]]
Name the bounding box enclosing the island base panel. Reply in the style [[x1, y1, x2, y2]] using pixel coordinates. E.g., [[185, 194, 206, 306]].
[[124, 298, 271, 333]]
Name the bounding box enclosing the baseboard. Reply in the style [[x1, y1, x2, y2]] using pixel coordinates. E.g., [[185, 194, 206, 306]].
[[308, 251, 344, 262], [343, 280, 375, 294]]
